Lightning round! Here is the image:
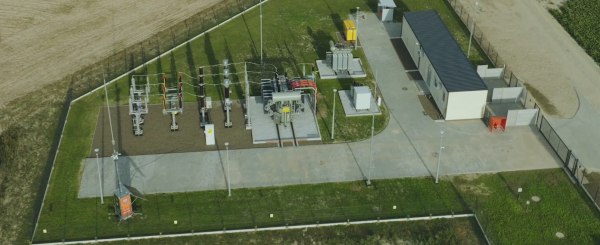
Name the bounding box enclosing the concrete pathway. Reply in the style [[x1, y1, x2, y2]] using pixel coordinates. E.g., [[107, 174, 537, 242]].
[[545, 91, 600, 170], [78, 12, 561, 198]]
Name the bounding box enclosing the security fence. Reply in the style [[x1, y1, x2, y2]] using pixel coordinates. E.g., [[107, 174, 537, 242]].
[[538, 115, 600, 210], [445, 0, 600, 218], [33, 193, 472, 243], [446, 0, 522, 88]]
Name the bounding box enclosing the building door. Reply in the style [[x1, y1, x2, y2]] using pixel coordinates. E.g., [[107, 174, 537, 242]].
[[417, 47, 421, 69], [426, 65, 432, 87]]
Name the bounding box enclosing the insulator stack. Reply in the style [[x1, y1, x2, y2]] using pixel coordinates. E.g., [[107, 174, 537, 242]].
[[178, 73, 182, 94], [224, 78, 230, 100], [199, 67, 205, 109]]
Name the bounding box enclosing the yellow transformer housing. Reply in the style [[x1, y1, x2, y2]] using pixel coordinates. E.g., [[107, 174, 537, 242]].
[[343, 19, 356, 41]]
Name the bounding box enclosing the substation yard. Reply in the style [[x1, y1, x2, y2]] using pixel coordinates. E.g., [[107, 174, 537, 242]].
[[88, 100, 313, 158]]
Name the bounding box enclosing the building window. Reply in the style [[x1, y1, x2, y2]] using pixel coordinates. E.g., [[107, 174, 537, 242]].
[[442, 91, 446, 102], [434, 78, 439, 89]]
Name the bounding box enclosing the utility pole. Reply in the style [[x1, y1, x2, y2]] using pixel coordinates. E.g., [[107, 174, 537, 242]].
[[435, 130, 445, 184], [260, 0, 263, 65], [94, 149, 104, 204], [355, 7, 359, 50], [245, 62, 251, 129], [467, 0, 478, 58], [331, 89, 337, 140], [103, 78, 122, 189], [225, 142, 231, 197], [366, 70, 377, 186]]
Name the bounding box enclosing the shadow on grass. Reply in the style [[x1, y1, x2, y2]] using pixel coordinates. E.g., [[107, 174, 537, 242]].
[[185, 42, 204, 127], [224, 39, 244, 99], [204, 33, 224, 103], [307, 26, 333, 60], [241, 14, 258, 56], [27, 85, 72, 239]]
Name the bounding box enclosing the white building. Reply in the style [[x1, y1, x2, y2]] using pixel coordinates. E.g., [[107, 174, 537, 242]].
[[401, 10, 488, 120], [378, 0, 396, 22]]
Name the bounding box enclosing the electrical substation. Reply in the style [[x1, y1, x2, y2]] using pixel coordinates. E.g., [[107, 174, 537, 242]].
[[315, 40, 367, 79], [161, 73, 184, 131], [249, 72, 321, 146], [91, 61, 323, 160], [129, 77, 149, 136], [338, 81, 382, 117]]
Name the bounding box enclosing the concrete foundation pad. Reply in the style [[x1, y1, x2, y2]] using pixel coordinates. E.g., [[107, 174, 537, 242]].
[[316, 59, 367, 80], [338, 90, 381, 117], [291, 95, 321, 141], [249, 96, 279, 144]]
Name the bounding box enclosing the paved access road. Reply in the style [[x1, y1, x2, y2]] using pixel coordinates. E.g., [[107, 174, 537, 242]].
[[79, 12, 561, 198]]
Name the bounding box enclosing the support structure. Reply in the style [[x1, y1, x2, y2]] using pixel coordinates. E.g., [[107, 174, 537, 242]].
[[128, 77, 149, 136], [223, 59, 233, 128], [199, 67, 209, 128], [162, 73, 184, 131], [104, 77, 146, 223], [245, 62, 252, 129], [261, 73, 316, 125]]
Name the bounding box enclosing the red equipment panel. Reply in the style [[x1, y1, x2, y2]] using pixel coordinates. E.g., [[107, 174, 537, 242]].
[[489, 115, 507, 132]]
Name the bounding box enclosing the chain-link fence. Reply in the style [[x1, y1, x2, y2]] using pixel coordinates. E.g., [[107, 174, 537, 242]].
[[34, 193, 472, 243], [446, 0, 524, 88], [68, 0, 262, 99], [445, 0, 600, 239], [31, 0, 265, 242], [537, 115, 600, 212]]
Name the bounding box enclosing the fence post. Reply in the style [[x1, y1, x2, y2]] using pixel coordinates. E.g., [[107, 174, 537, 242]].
[[595, 186, 599, 202], [494, 53, 499, 67]]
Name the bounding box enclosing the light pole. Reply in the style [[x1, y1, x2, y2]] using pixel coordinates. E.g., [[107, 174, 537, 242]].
[[94, 148, 104, 204], [331, 89, 337, 140], [260, 0, 263, 65], [355, 7, 359, 50], [366, 71, 378, 186], [225, 142, 231, 197], [467, 0, 478, 58], [366, 108, 375, 186], [435, 131, 445, 184]]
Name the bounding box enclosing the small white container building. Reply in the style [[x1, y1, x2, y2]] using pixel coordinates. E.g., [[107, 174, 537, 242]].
[[401, 10, 488, 120], [353, 86, 371, 110], [378, 0, 396, 22]]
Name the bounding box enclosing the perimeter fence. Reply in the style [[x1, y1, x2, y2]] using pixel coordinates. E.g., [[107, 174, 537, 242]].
[[33, 193, 473, 243], [446, 0, 600, 223], [68, 0, 263, 99], [31, 0, 264, 241]]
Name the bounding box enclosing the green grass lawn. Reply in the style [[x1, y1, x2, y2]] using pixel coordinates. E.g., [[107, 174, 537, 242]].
[[98, 218, 485, 245], [34, 177, 469, 242], [452, 169, 600, 244]]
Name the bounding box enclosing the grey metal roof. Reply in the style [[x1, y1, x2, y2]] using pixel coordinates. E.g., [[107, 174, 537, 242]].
[[403, 10, 487, 92], [378, 0, 397, 7]]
